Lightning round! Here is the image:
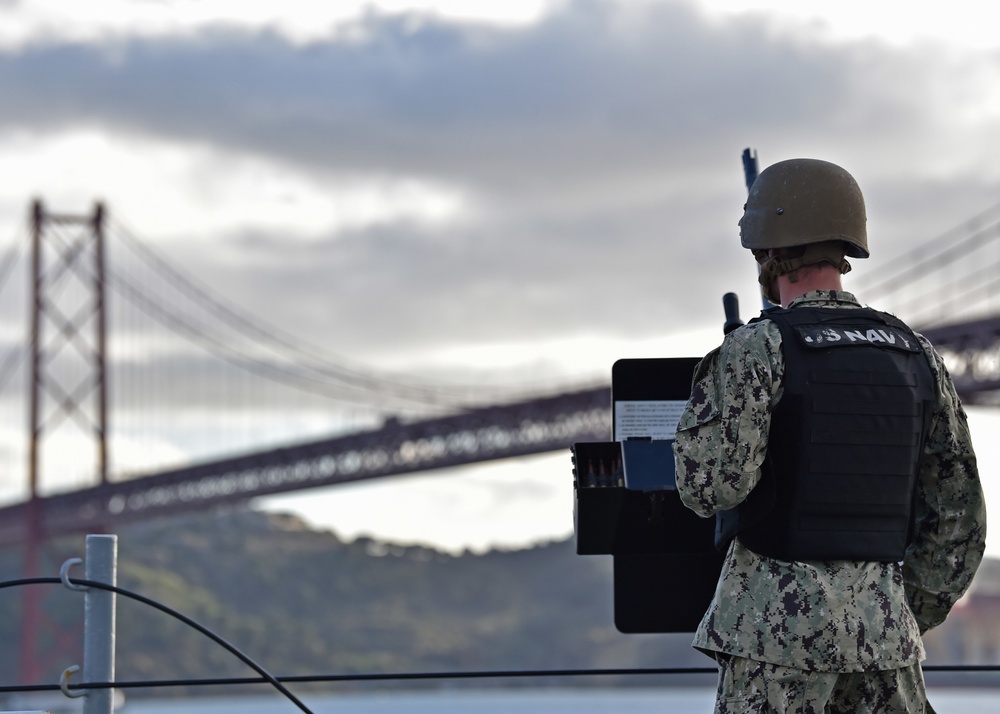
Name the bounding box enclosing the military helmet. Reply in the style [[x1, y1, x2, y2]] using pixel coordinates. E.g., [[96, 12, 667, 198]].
[[739, 158, 869, 259]]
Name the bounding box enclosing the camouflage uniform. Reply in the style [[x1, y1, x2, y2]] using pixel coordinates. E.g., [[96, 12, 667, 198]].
[[674, 290, 986, 712]]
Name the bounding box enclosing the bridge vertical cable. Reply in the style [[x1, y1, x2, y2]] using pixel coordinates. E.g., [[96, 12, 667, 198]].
[[0, 224, 29, 505], [101, 213, 577, 482]]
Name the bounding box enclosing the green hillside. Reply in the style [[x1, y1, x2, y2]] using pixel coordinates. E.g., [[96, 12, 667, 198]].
[[0, 509, 705, 697], [2, 508, 994, 698]]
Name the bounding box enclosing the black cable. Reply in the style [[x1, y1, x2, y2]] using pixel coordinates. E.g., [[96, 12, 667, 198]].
[[2, 575, 997, 702], [4, 662, 998, 697], [0, 667, 719, 695], [0, 577, 315, 714]]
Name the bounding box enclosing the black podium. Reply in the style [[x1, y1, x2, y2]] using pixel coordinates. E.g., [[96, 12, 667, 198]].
[[572, 357, 724, 633]]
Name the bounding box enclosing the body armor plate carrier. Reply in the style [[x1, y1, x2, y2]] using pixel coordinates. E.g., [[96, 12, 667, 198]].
[[716, 306, 936, 562]]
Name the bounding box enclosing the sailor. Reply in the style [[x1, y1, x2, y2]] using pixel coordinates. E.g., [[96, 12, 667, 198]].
[[674, 158, 986, 713]]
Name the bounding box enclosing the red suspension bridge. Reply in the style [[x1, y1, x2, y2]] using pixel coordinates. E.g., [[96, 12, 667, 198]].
[[0, 201, 614, 542], [0, 198, 998, 684]]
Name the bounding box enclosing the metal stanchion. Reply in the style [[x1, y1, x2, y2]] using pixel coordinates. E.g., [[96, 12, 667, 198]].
[[82, 535, 118, 714]]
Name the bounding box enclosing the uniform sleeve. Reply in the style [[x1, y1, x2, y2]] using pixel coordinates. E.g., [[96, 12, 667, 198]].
[[673, 326, 777, 517], [902, 340, 987, 634]]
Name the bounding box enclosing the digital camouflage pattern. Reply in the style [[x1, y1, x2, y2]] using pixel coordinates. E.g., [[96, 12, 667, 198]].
[[673, 290, 986, 673], [714, 655, 928, 713]]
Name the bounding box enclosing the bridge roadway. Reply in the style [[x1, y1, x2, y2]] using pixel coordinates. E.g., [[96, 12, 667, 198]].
[[0, 385, 611, 546], [1, 314, 996, 547], [920, 315, 1000, 405]]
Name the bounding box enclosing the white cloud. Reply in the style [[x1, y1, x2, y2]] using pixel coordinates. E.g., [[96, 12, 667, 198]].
[[259, 452, 576, 554], [0, 129, 468, 242]]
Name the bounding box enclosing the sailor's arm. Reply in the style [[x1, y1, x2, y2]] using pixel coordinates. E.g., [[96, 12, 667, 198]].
[[674, 325, 778, 517], [903, 338, 987, 633]]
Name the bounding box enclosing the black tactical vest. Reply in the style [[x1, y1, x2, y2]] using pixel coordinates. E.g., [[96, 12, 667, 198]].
[[716, 306, 936, 562]]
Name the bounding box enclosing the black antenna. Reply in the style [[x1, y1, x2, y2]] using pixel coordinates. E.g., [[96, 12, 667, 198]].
[[742, 148, 758, 191]]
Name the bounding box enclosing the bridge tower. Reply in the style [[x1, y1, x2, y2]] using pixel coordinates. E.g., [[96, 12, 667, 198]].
[[19, 200, 109, 684]]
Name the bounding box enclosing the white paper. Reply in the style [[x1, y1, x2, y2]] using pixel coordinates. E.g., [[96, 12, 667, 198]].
[[614, 399, 687, 441]]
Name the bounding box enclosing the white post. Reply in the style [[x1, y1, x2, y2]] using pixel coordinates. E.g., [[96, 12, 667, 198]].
[[82, 534, 117, 714]]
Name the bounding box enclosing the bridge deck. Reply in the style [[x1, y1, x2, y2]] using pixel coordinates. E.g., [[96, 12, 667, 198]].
[[0, 386, 611, 546]]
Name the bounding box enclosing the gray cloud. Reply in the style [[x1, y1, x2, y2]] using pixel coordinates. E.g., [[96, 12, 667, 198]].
[[2, 0, 1000, 378], [0, 3, 959, 187]]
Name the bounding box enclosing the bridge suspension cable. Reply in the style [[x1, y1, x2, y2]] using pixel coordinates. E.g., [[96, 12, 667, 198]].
[[854, 200, 1000, 328], [107, 217, 536, 415], [848, 199, 1000, 404], [0, 226, 28, 398]]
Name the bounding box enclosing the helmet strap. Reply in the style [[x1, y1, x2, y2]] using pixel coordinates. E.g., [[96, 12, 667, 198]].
[[753, 242, 852, 304]]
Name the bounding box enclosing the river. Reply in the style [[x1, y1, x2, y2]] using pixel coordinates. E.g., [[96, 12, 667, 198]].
[[122, 687, 998, 713]]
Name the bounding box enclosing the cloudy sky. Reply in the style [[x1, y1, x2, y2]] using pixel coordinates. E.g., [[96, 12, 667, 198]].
[[1, 0, 1000, 554]]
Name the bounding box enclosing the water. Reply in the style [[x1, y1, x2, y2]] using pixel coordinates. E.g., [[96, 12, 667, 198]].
[[123, 687, 999, 713]]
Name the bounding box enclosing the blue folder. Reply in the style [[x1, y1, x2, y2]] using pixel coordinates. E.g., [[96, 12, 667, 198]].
[[620, 439, 676, 492]]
